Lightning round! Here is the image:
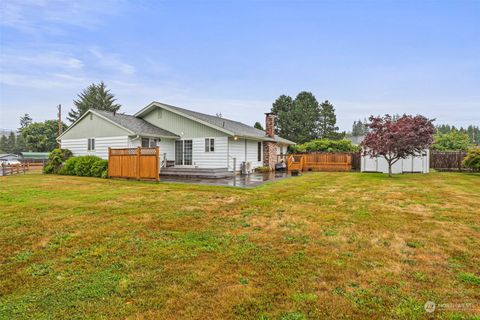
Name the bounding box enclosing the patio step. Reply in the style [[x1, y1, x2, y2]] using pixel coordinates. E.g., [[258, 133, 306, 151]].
[[160, 167, 232, 179]]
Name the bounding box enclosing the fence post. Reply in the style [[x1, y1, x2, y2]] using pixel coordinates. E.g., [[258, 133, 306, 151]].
[[107, 148, 111, 178], [136, 147, 141, 180], [156, 146, 160, 182]]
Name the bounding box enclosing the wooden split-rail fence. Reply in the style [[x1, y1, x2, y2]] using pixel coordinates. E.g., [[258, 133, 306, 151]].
[[287, 153, 353, 172], [108, 147, 160, 181], [0, 163, 42, 176]]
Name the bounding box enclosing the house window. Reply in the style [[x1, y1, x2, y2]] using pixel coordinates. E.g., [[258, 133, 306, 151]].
[[88, 138, 95, 151], [257, 142, 262, 161], [141, 138, 158, 148], [205, 138, 215, 152], [149, 139, 158, 148]]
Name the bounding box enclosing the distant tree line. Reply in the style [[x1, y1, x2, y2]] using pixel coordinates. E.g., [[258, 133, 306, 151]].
[[0, 114, 67, 153]]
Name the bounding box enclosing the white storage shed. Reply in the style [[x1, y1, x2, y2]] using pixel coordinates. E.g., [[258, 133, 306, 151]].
[[361, 150, 430, 174]]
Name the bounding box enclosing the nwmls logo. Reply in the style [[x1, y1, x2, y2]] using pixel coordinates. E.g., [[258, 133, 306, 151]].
[[424, 300, 477, 313], [424, 301, 436, 313]]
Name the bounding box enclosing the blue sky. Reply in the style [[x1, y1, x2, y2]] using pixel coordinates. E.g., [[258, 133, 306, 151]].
[[0, 0, 479, 131]]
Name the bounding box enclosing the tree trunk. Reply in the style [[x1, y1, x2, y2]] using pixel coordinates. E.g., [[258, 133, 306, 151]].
[[388, 163, 392, 177]]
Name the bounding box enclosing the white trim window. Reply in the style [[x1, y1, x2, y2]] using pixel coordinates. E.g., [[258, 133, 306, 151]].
[[87, 138, 95, 151], [205, 138, 215, 152]]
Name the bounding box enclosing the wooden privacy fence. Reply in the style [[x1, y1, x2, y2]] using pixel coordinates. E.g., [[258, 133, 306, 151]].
[[287, 153, 353, 172], [430, 151, 468, 172], [108, 147, 160, 181]]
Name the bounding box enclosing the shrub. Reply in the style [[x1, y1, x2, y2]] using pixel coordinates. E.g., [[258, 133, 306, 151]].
[[74, 156, 103, 177], [255, 166, 271, 173], [290, 139, 360, 153], [61, 157, 80, 175], [463, 147, 480, 171], [90, 159, 108, 178], [43, 148, 73, 174]]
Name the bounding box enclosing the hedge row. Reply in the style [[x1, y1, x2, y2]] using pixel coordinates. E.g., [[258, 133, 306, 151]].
[[290, 139, 360, 153], [60, 156, 108, 178], [44, 149, 108, 178]]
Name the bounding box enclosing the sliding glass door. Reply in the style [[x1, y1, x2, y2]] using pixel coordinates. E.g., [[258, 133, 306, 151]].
[[175, 140, 192, 166]]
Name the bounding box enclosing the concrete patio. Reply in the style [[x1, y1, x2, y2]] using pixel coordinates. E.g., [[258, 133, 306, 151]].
[[159, 171, 293, 188]]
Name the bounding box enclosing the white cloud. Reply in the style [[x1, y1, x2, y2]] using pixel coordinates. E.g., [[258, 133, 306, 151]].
[[0, 52, 84, 70], [0, 0, 127, 34], [89, 47, 136, 75]]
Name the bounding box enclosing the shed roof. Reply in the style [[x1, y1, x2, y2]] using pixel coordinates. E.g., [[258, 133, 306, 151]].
[[20, 152, 49, 159]]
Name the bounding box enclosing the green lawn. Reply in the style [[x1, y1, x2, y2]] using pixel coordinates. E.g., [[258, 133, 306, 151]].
[[1, 172, 479, 319]]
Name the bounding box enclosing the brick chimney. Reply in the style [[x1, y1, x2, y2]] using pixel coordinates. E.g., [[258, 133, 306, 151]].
[[263, 112, 277, 170], [265, 112, 276, 138]]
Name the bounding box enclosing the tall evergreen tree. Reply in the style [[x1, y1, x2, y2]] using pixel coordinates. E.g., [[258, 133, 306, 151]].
[[253, 122, 264, 131], [68, 81, 121, 122], [318, 100, 340, 139], [271, 95, 294, 137], [19, 113, 32, 132], [271, 92, 322, 144], [0, 135, 9, 153], [6, 132, 16, 153]]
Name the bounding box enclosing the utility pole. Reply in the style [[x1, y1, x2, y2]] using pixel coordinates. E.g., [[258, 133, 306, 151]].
[[57, 104, 62, 148]]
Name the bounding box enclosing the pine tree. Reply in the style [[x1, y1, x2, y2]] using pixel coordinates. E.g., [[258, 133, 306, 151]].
[[0, 135, 8, 153], [19, 113, 32, 132], [68, 81, 121, 122], [6, 132, 16, 153], [318, 100, 340, 139], [254, 122, 264, 131]]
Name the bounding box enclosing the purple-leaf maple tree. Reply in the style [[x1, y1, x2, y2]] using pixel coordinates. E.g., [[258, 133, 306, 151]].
[[361, 114, 435, 176]]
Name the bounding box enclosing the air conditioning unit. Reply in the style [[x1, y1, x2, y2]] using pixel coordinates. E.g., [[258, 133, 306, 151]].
[[241, 161, 252, 175]]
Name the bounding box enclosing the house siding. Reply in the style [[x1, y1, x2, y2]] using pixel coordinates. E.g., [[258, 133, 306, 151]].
[[128, 137, 176, 161], [141, 107, 229, 138], [61, 136, 129, 159], [191, 137, 228, 168], [227, 138, 263, 171], [61, 113, 130, 139]]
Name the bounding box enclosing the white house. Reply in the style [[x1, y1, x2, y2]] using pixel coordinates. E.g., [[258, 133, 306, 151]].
[[58, 101, 294, 175]]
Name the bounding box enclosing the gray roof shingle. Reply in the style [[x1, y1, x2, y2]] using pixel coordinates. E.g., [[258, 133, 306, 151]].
[[155, 103, 295, 144], [93, 109, 179, 138]]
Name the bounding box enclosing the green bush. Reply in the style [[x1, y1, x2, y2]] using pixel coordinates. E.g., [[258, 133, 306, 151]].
[[90, 159, 108, 178], [74, 156, 103, 177], [43, 148, 73, 174], [290, 139, 360, 153], [463, 147, 480, 171], [60, 157, 80, 175], [60, 156, 108, 178], [43, 164, 55, 174], [255, 166, 271, 173]]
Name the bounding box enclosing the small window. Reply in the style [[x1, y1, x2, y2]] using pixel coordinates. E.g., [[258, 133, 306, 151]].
[[141, 138, 149, 148], [205, 138, 215, 152], [88, 138, 95, 151], [149, 139, 157, 148], [257, 142, 262, 161]]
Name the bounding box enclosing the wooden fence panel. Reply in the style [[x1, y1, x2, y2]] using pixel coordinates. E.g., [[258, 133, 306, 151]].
[[430, 151, 468, 171], [287, 152, 353, 172], [108, 147, 159, 181]]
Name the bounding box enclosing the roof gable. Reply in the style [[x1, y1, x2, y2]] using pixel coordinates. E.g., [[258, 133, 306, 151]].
[[58, 109, 179, 140], [136, 101, 295, 144]]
